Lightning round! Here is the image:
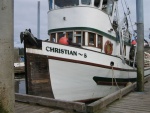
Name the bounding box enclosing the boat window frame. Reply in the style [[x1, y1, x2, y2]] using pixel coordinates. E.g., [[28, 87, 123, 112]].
[[107, 0, 114, 16], [81, 0, 91, 5], [49, 0, 53, 10], [76, 31, 82, 44], [97, 35, 103, 49], [75, 31, 85, 46], [101, 0, 114, 15], [66, 31, 73, 44], [102, 0, 107, 13], [88, 32, 96, 47], [54, 0, 80, 9], [94, 0, 101, 8], [50, 33, 56, 43], [57, 32, 64, 43]]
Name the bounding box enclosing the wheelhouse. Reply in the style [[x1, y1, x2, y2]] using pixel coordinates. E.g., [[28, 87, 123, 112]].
[[48, 0, 115, 15], [47, 0, 117, 51], [47, 0, 131, 57]]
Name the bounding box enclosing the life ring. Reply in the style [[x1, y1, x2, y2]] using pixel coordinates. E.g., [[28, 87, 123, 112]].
[[104, 40, 113, 55]]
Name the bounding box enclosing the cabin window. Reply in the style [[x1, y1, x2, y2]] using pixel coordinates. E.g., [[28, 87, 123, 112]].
[[98, 35, 103, 49], [81, 0, 91, 5], [82, 32, 85, 46], [49, 0, 53, 10], [57, 32, 64, 43], [88, 32, 96, 47], [94, 0, 101, 7], [107, 0, 114, 15], [102, 0, 114, 15], [55, 0, 79, 8], [66, 32, 73, 44], [76, 31, 81, 44], [50, 33, 56, 43], [75, 31, 85, 46], [102, 0, 107, 12]]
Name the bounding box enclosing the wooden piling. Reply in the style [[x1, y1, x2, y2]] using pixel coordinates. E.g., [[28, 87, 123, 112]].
[[136, 0, 144, 91], [0, 0, 15, 112]]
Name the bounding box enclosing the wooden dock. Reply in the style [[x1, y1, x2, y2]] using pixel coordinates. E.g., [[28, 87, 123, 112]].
[[100, 81, 150, 113], [15, 93, 85, 113], [15, 76, 150, 113], [15, 101, 74, 113]]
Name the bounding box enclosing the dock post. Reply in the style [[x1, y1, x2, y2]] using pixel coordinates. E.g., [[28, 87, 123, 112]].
[[136, 0, 144, 91], [0, 0, 15, 112]]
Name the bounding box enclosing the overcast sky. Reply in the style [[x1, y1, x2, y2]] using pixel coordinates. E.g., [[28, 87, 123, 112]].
[[14, 0, 150, 47]]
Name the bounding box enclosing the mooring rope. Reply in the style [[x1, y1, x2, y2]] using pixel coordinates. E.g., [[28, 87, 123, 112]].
[[111, 66, 122, 99]]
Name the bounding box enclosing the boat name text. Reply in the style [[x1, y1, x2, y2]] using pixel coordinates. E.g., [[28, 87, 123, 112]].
[[46, 46, 87, 58]]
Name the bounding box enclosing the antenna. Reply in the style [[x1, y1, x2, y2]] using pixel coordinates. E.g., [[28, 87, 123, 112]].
[[37, 1, 40, 39], [149, 28, 150, 39]]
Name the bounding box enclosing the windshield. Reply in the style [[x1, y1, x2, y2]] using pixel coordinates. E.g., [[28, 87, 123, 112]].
[[49, 0, 53, 10], [81, 0, 91, 5], [55, 0, 79, 8]]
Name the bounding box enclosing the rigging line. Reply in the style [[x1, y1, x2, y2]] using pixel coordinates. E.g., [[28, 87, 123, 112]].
[[107, 0, 117, 32], [116, 1, 120, 23], [121, 0, 126, 15], [116, 2, 125, 59], [128, 14, 134, 33], [121, 0, 128, 32], [123, 0, 134, 33]]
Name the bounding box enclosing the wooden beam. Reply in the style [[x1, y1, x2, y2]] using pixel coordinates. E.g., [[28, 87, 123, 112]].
[[15, 94, 86, 112]]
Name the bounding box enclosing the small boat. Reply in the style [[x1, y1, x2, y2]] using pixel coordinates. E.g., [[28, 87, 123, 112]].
[[20, 0, 150, 101]]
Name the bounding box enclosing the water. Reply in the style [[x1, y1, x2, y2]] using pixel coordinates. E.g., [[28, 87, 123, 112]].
[[15, 78, 26, 94]]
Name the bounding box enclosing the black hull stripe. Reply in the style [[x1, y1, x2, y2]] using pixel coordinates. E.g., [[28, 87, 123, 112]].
[[93, 76, 136, 86], [93, 75, 150, 86]]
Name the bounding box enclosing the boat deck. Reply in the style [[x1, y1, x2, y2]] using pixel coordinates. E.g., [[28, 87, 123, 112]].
[[15, 76, 150, 113]]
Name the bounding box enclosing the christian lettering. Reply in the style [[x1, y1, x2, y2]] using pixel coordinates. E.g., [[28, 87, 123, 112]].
[[45, 46, 87, 58], [46, 46, 78, 56]]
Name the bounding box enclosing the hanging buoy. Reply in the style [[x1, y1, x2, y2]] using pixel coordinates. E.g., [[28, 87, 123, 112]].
[[104, 40, 113, 55], [131, 40, 136, 45], [59, 37, 69, 45]]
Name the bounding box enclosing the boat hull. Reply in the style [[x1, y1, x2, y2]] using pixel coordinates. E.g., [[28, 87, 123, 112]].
[[25, 42, 150, 101], [49, 59, 122, 101]]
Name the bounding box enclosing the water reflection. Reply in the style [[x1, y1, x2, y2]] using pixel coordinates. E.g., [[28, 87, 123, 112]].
[[15, 78, 26, 94]]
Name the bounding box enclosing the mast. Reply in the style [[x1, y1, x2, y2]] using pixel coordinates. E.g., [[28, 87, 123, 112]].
[[136, 0, 144, 91], [37, 1, 40, 39]]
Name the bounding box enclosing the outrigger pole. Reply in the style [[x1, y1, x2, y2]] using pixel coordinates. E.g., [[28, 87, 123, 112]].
[[136, 0, 144, 91]]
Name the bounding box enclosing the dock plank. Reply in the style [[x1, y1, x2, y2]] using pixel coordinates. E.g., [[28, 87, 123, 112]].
[[15, 102, 66, 113], [102, 107, 150, 113], [100, 80, 150, 113]]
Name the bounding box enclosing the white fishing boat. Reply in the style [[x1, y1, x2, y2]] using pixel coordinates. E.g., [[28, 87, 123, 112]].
[[20, 0, 150, 101]]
